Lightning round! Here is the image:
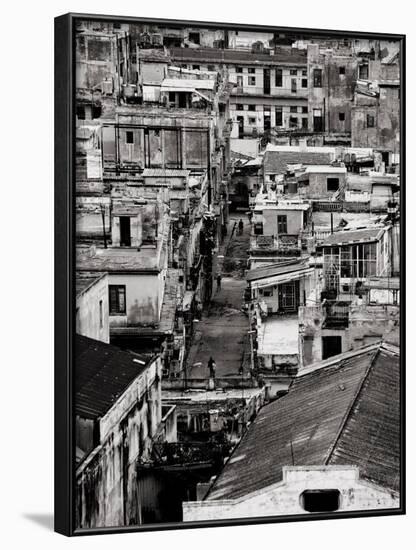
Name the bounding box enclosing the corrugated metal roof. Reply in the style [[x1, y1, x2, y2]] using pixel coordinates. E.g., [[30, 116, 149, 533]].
[[264, 150, 334, 174], [75, 335, 151, 420], [329, 347, 400, 492], [206, 343, 400, 501], [321, 227, 384, 246], [246, 259, 309, 282]]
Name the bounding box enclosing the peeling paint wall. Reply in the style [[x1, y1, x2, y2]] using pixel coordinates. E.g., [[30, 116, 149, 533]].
[[76, 357, 163, 528]]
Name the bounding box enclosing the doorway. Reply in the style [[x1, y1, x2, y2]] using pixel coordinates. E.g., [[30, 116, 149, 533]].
[[322, 335, 342, 359], [278, 280, 299, 312], [120, 216, 131, 247], [237, 116, 244, 138]]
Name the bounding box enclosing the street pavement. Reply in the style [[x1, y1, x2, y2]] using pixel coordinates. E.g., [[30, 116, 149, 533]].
[[187, 215, 252, 378]]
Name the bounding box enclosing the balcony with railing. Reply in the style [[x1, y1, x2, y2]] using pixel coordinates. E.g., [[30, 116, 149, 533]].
[[250, 233, 302, 257]]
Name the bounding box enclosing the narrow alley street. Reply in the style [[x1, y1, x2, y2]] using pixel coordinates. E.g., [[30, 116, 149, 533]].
[[187, 213, 252, 379]]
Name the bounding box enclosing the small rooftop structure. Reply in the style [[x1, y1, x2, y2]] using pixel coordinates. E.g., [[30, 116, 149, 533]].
[[205, 342, 400, 501], [263, 145, 336, 175]]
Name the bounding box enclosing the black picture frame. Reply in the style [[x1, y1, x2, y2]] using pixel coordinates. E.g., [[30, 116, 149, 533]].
[[55, 13, 406, 536]]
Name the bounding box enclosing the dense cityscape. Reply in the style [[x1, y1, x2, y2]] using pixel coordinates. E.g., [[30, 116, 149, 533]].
[[74, 19, 401, 528]]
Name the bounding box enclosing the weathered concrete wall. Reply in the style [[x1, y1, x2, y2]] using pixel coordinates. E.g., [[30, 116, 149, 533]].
[[108, 272, 165, 328], [76, 274, 110, 343], [349, 304, 400, 349], [262, 208, 305, 236], [76, 358, 162, 529], [307, 45, 357, 134], [76, 33, 117, 90], [183, 466, 399, 521], [300, 170, 346, 198], [352, 88, 400, 156]]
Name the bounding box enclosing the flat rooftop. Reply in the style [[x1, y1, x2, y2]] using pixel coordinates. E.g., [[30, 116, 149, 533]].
[[258, 314, 299, 356]]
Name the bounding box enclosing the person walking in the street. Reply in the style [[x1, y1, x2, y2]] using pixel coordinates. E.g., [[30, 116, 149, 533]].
[[208, 356, 216, 378], [216, 273, 222, 291], [238, 218, 244, 235]]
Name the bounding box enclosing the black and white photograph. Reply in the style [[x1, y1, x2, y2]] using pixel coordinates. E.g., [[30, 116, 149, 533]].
[[70, 14, 403, 532]]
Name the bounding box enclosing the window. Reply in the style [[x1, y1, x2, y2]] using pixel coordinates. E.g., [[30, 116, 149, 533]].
[[289, 116, 298, 128], [248, 76, 256, 86], [248, 117, 256, 124], [76, 105, 86, 120], [92, 104, 102, 119], [291, 78, 297, 93], [339, 66, 345, 75], [290, 106, 297, 113], [339, 112, 345, 121], [262, 288, 273, 297], [188, 32, 200, 44], [277, 215, 287, 234], [99, 300, 103, 329], [248, 105, 256, 111], [236, 103, 244, 111], [254, 222, 263, 235], [168, 91, 176, 104], [236, 66, 243, 73], [367, 114, 375, 128], [302, 69, 307, 76], [126, 131, 134, 144], [248, 67, 256, 74], [302, 117, 308, 129], [327, 177, 339, 192], [207, 65, 215, 71], [302, 78, 308, 88], [237, 75, 243, 87], [302, 106, 308, 113], [359, 64, 369, 79], [290, 69, 297, 76], [301, 490, 341, 513], [275, 68, 283, 87], [109, 285, 126, 315], [192, 65, 200, 71], [275, 108, 283, 126], [313, 68, 322, 87], [313, 108, 323, 132]]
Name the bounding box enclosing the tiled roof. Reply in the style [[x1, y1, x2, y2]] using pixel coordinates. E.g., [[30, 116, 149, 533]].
[[76, 272, 106, 298], [170, 47, 306, 66], [75, 335, 151, 420], [206, 343, 400, 500], [264, 150, 334, 174], [321, 227, 384, 246]]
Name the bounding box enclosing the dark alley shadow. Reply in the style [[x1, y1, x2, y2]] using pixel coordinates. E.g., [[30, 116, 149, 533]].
[[23, 513, 54, 531]]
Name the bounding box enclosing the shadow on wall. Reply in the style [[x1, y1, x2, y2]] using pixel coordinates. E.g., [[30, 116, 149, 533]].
[[23, 513, 54, 531]]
